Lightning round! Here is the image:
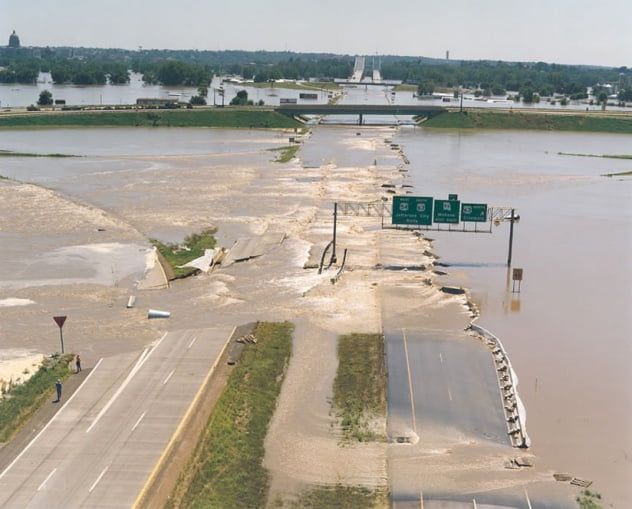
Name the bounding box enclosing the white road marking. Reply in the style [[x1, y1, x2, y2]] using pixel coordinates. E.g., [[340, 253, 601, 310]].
[[85, 332, 168, 433], [448, 388, 453, 402], [131, 411, 147, 432], [0, 358, 103, 480], [37, 468, 56, 491], [524, 488, 533, 509], [401, 328, 417, 433], [187, 336, 197, 349], [86, 348, 149, 433], [439, 352, 444, 365], [88, 465, 109, 493], [163, 369, 175, 385], [472, 499, 478, 509]]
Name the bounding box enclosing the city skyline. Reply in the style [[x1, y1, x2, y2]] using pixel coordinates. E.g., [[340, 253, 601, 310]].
[[2, 0, 631, 67]]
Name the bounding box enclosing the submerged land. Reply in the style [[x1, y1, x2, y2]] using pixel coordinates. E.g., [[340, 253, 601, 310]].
[[0, 85, 629, 508]]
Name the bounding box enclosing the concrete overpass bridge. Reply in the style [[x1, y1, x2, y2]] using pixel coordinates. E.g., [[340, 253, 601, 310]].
[[275, 104, 447, 125]]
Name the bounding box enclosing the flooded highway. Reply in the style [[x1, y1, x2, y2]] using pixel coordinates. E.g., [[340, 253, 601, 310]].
[[396, 128, 632, 507], [0, 113, 630, 506]]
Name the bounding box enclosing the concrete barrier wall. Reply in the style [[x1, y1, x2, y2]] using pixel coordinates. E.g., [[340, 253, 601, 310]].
[[469, 323, 531, 448]]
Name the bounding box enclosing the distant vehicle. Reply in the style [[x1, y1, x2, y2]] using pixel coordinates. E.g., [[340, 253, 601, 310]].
[[442, 97, 451, 102]]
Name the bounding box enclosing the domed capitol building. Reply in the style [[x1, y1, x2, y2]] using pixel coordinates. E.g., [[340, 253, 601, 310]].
[[8, 30, 20, 48]]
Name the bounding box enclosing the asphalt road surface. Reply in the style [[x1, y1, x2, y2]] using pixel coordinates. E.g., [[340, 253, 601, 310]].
[[0, 327, 230, 508], [386, 328, 509, 445], [386, 329, 576, 509]]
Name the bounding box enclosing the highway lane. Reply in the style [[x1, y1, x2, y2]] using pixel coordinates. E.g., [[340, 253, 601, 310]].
[[386, 328, 509, 445], [0, 327, 230, 508], [387, 330, 576, 509]]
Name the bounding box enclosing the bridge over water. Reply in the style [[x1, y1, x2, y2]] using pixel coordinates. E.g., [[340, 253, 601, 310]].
[[275, 104, 447, 125]]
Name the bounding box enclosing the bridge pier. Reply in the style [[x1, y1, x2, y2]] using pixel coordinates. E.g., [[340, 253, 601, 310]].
[[359, 113, 363, 125]]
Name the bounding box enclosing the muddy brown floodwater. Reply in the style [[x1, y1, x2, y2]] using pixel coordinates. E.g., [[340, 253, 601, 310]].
[[0, 125, 630, 507], [395, 127, 632, 507]]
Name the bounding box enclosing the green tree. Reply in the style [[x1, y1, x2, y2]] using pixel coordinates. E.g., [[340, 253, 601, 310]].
[[157, 61, 186, 86], [190, 95, 206, 105], [37, 90, 53, 106], [197, 86, 208, 98], [417, 81, 434, 96], [520, 86, 535, 103], [619, 88, 632, 101], [230, 89, 249, 105]]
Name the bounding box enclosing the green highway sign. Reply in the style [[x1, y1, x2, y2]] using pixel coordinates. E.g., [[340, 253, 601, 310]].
[[392, 196, 433, 226], [433, 199, 460, 224], [461, 203, 488, 222], [448, 193, 458, 201]]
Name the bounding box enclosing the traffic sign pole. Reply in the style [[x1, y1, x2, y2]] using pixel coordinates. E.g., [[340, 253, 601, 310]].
[[332, 202, 338, 264], [53, 316, 67, 354], [507, 209, 515, 267]]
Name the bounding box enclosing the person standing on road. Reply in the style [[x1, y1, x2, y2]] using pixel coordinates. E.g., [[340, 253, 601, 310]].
[[55, 379, 62, 402], [75, 354, 81, 373]]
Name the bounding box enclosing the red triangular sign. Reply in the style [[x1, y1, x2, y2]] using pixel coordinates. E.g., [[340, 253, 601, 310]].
[[53, 316, 67, 328]]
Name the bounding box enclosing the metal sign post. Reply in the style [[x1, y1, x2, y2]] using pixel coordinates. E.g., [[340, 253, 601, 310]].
[[53, 316, 67, 353], [507, 209, 516, 266], [512, 268, 523, 293], [331, 202, 338, 264]]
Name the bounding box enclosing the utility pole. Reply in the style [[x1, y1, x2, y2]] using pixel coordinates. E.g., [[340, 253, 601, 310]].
[[460, 87, 464, 112], [331, 203, 338, 264], [507, 208, 515, 266]]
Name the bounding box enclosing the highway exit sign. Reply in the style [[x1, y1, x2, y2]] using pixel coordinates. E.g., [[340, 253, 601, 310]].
[[392, 196, 433, 226], [461, 203, 488, 222], [433, 199, 460, 224]]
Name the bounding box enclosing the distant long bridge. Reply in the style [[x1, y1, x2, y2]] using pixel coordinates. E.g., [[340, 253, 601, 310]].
[[275, 104, 447, 124]]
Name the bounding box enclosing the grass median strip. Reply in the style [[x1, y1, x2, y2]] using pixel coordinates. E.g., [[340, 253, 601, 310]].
[[0, 353, 74, 443], [280, 484, 387, 508], [333, 333, 386, 442], [269, 144, 300, 163], [167, 321, 293, 509], [150, 228, 217, 279]]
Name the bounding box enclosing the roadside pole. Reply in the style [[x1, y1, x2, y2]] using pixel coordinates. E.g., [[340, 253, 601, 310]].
[[507, 209, 515, 266], [53, 316, 67, 353], [331, 202, 338, 264]]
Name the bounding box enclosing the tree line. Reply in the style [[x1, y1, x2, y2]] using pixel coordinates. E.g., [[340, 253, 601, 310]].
[[0, 46, 630, 102]]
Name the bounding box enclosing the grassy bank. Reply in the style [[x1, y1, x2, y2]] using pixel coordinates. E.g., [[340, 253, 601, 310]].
[[0, 150, 77, 157], [278, 484, 387, 509], [577, 490, 603, 509], [332, 333, 386, 442], [150, 228, 217, 279], [169, 322, 293, 509], [424, 111, 632, 134], [0, 354, 73, 443], [269, 144, 300, 163], [392, 84, 418, 92], [558, 152, 632, 159], [602, 170, 632, 177], [0, 108, 301, 129]]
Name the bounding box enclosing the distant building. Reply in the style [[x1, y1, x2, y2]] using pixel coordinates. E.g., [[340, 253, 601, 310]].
[[8, 30, 20, 48]]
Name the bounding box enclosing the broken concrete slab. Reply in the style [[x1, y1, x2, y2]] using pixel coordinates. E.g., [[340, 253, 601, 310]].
[[222, 232, 286, 267]]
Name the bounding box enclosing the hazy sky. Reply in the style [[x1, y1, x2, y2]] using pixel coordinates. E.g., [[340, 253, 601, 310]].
[[2, 0, 631, 67]]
